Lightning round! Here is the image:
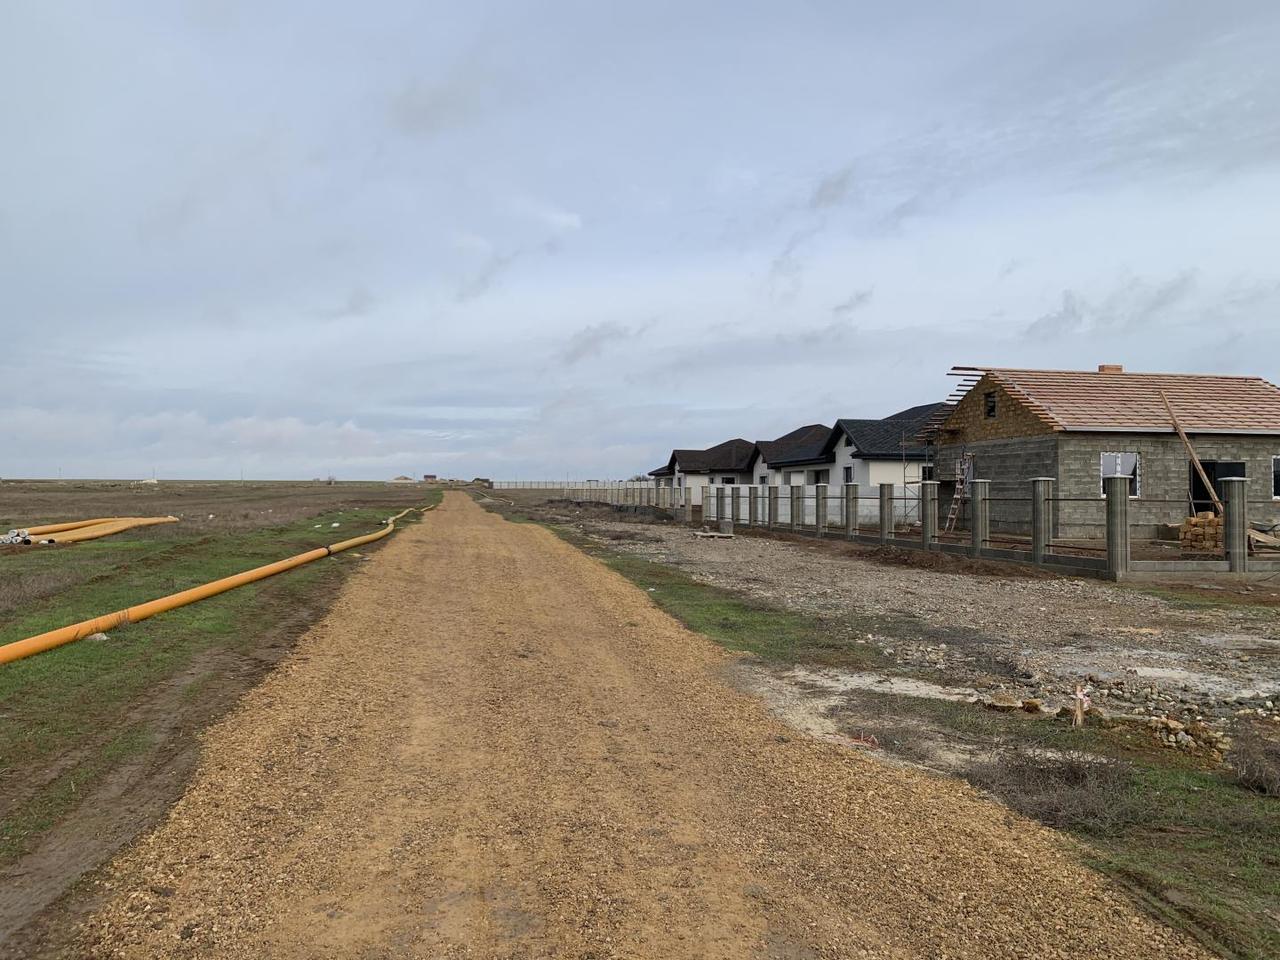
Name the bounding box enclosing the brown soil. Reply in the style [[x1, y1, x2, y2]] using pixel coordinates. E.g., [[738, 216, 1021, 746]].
[[71, 493, 1207, 959]]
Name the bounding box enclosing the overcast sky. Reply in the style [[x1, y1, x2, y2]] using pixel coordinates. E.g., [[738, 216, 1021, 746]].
[[3, 2, 1279, 480]]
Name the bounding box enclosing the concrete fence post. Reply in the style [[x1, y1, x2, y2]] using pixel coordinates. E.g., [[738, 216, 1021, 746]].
[[748, 486, 759, 525], [815, 484, 828, 537], [970, 479, 990, 558], [844, 482, 858, 539], [921, 481, 939, 549], [767, 486, 779, 530], [1104, 475, 1131, 579], [879, 483, 894, 544], [682, 490, 694, 524], [1031, 477, 1054, 564], [716, 486, 732, 535], [701, 485, 711, 523], [1222, 476, 1248, 573], [790, 485, 803, 532], [731, 486, 742, 525]]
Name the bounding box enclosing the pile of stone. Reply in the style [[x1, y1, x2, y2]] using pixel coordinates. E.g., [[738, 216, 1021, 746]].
[[1147, 715, 1232, 753], [1180, 511, 1223, 553]]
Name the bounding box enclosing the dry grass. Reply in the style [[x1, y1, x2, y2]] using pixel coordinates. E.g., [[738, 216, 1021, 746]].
[[964, 746, 1140, 835], [1230, 722, 1280, 797], [0, 569, 84, 616]]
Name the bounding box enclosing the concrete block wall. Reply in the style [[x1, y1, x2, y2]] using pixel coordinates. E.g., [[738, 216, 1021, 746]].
[[1057, 433, 1280, 538], [938, 433, 1280, 538], [935, 436, 1058, 534]]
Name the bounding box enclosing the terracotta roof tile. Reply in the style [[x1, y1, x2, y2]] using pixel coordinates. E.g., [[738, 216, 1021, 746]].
[[962, 366, 1280, 434]]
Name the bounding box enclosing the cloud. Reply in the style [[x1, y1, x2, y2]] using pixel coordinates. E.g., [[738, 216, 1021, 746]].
[[1024, 290, 1088, 339], [557, 321, 648, 365], [1023, 270, 1200, 340], [832, 288, 874, 316], [767, 224, 824, 301], [809, 165, 857, 210], [390, 55, 499, 138], [510, 197, 583, 234], [317, 286, 376, 320]]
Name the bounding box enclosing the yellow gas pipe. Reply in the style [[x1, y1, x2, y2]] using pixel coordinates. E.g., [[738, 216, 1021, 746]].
[[0, 505, 430, 667], [6, 516, 179, 545]]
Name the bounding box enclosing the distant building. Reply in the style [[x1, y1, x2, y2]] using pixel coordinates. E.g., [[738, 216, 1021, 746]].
[[648, 438, 755, 504]]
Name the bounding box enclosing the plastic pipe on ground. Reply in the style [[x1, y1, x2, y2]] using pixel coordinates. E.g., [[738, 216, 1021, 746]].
[[4, 516, 179, 545], [37, 517, 180, 544], [22, 518, 133, 536], [0, 505, 431, 667]]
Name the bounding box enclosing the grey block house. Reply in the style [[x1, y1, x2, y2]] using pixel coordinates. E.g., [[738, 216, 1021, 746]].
[[927, 364, 1280, 538]]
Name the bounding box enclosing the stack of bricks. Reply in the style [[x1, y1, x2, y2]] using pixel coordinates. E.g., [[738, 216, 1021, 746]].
[[1180, 511, 1223, 553]]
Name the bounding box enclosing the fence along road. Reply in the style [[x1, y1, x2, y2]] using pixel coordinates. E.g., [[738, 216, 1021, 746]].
[[77, 492, 1207, 959]]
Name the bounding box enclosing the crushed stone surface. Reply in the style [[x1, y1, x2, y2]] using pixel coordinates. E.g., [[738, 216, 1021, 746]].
[[581, 519, 1280, 718], [79, 493, 1209, 959]]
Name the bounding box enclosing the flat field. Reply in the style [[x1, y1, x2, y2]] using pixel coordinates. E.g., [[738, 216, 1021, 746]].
[[0, 479, 440, 953]]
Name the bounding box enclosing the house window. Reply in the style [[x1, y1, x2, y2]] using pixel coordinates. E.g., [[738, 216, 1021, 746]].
[[983, 391, 997, 418], [921, 464, 935, 481], [1274, 456, 1280, 499], [843, 466, 853, 484], [720, 476, 736, 484], [758, 474, 768, 485], [1100, 452, 1140, 498], [844, 435, 853, 447], [812, 469, 830, 485]]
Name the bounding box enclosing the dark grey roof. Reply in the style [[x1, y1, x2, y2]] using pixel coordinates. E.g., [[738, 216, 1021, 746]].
[[884, 401, 947, 422], [824, 403, 946, 459], [651, 438, 756, 475], [754, 423, 833, 467]]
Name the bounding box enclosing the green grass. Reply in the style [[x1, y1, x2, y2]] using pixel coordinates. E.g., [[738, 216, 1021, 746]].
[[0, 490, 440, 864], [1091, 764, 1280, 960], [827, 688, 1279, 959], [546, 524, 885, 670]]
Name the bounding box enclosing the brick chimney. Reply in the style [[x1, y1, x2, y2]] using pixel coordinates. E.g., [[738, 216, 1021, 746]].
[[1097, 364, 1124, 374]]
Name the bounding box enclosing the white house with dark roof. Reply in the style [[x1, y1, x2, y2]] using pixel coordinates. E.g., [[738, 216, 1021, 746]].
[[743, 424, 831, 486], [820, 402, 948, 488], [744, 404, 945, 489], [648, 438, 755, 504]]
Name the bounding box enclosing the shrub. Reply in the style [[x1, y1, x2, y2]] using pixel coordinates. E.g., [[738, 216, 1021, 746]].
[[964, 747, 1139, 835], [1229, 721, 1280, 797]]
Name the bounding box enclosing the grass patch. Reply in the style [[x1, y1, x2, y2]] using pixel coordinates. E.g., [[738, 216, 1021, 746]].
[[1230, 721, 1280, 796], [837, 690, 1279, 959], [0, 490, 440, 865], [546, 524, 885, 670]]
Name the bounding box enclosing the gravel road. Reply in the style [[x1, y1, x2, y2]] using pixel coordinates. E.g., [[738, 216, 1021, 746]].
[[77, 493, 1208, 959]]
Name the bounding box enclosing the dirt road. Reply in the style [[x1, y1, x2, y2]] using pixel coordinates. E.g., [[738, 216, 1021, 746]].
[[77, 493, 1207, 959]]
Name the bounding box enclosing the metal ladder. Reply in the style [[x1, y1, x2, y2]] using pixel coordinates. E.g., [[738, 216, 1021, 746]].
[[944, 455, 972, 532]]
